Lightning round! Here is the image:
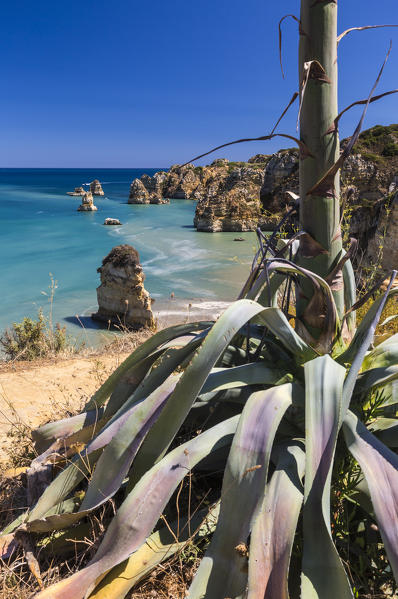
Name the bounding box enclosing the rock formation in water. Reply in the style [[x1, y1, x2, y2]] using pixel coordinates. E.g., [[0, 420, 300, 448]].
[[77, 192, 97, 211], [129, 158, 268, 230], [92, 244, 154, 330], [104, 218, 122, 225], [128, 176, 169, 204], [127, 124, 398, 273], [90, 179, 105, 196], [67, 186, 86, 196], [194, 164, 265, 232]]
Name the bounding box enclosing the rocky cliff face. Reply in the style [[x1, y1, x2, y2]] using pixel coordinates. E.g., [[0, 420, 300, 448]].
[[129, 158, 268, 230], [128, 124, 398, 272], [92, 245, 154, 329], [129, 176, 170, 204], [194, 164, 266, 231], [90, 179, 105, 196]]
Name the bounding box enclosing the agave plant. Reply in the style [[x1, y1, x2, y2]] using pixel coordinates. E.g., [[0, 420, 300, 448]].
[[2, 1, 398, 598]]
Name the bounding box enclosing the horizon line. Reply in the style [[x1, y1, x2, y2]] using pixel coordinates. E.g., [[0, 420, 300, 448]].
[[0, 166, 168, 170]]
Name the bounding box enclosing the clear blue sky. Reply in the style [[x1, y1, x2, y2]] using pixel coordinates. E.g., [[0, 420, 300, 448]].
[[1, 0, 397, 167]]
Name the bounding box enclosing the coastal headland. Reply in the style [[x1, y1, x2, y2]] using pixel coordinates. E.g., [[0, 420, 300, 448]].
[[129, 124, 398, 273]]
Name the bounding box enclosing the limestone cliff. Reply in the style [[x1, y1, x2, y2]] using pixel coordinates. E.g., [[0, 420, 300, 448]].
[[129, 158, 268, 230], [128, 175, 169, 204], [127, 124, 398, 272], [92, 245, 154, 329], [194, 164, 265, 232]]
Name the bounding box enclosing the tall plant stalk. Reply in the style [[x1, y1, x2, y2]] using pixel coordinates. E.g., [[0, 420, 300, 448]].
[[298, 0, 344, 326]]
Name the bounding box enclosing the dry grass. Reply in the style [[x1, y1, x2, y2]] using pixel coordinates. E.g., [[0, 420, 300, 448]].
[[0, 386, 208, 599]]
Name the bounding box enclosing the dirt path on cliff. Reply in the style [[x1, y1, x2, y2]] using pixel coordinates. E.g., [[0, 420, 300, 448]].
[[0, 352, 129, 460]]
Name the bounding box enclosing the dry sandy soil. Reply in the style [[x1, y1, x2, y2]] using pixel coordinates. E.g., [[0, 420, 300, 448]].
[[0, 352, 129, 461]]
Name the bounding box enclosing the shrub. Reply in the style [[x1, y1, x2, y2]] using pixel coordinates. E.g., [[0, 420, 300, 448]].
[[0, 309, 67, 361]]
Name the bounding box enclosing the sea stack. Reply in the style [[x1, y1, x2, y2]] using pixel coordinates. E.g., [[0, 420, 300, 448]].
[[92, 244, 155, 329], [77, 191, 97, 211], [67, 186, 86, 196], [104, 217, 122, 225], [90, 179, 105, 196]]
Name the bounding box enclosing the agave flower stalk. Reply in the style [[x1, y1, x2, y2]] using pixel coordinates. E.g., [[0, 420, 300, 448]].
[[297, 0, 344, 332]]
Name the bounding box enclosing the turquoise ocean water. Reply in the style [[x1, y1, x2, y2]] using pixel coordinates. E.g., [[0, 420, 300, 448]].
[[0, 169, 256, 348]]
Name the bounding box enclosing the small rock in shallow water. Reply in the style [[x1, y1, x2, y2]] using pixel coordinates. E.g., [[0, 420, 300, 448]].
[[104, 218, 122, 226], [67, 186, 85, 196], [233, 237, 245, 241]]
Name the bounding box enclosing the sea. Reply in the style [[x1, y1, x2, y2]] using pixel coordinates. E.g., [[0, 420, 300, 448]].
[[0, 168, 257, 349]]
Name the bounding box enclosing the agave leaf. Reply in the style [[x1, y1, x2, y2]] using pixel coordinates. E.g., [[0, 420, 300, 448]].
[[102, 348, 167, 418], [103, 338, 203, 420], [25, 376, 179, 532], [84, 321, 213, 411], [89, 505, 220, 599], [342, 257, 356, 336], [90, 539, 182, 599], [368, 417, 398, 448], [373, 332, 398, 350], [36, 522, 94, 558], [254, 260, 339, 352], [255, 308, 316, 363], [25, 342, 201, 530], [31, 350, 162, 456], [25, 397, 147, 530], [343, 410, 398, 579], [380, 314, 398, 327], [341, 286, 398, 413], [32, 408, 106, 454], [188, 383, 300, 599], [128, 300, 311, 490], [362, 343, 398, 371], [345, 477, 374, 515], [1, 497, 78, 536], [33, 416, 239, 599], [246, 270, 286, 306], [301, 355, 353, 599], [339, 286, 398, 365], [80, 375, 180, 511], [247, 441, 305, 599], [354, 365, 398, 395], [369, 417, 398, 448], [218, 344, 247, 368], [32, 333, 205, 453], [200, 363, 291, 395]]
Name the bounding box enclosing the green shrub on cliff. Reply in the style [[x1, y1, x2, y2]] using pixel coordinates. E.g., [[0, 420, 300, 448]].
[[0, 309, 68, 361]]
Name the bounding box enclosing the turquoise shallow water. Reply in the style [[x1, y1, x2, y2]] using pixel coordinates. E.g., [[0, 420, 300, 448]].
[[0, 169, 256, 347]]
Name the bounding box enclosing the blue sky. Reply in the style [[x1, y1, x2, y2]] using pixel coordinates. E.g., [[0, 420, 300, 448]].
[[1, 0, 397, 167]]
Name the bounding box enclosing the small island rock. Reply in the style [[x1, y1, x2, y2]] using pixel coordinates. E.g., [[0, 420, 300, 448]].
[[92, 244, 154, 330], [104, 218, 122, 226], [90, 179, 105, 196], [77, 191, 97, 211], [67, 186, 86, 196]]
